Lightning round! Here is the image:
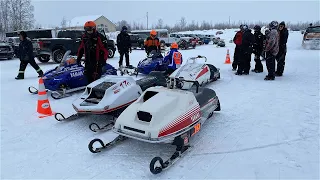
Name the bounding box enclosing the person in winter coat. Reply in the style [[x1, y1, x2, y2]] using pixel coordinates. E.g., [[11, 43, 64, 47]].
[[264, 21, 280, 80], [275, 21, 289, 76], [232, 25, 243, 71], [15, 31, 44, 80], [144, 30, 161, 55], [235, 25, 254, 75], [76, 21, 108, 83], [252, 25, 265, 73], [116, 26, 132, 68], [163, 42, 183, 76]]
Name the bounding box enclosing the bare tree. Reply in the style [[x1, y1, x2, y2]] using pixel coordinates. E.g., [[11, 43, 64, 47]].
[[180, 17, 187, 31], [60, 16, 67, 28], [155, 18, 163, 29], [9, 0, 34, 31], [0, 0, 11, 32], [116, 20, 131, 31]]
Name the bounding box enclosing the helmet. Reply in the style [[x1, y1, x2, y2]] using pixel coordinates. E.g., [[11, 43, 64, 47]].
[[171, 42, 178, 49], [269, 21, 278, 29], [239, 24, 243, 29], [150, 30, 157, 36], [242, 24, 248, 31], [84, 21, 96, 31], [122, 26, 128, 32], [254, 25, 261, 31]]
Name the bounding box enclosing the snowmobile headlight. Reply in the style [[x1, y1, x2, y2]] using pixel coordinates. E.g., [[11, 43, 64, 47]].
[[104, 106, 109, 110]]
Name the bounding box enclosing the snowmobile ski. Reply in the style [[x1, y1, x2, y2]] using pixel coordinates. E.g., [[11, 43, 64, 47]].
[[149, 145, 192, 174], [88, 135, 128, 153], [28, 86, 48, 94], [54, 113, 86, 121], [28, 86, 85, 99], [89, 122, 115, 132]]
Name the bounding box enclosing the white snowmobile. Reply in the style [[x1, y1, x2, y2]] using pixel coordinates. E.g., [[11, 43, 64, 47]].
[[167, 55, 220, 90], [88, 79, 221, 174], [54, 71, 168, 132]]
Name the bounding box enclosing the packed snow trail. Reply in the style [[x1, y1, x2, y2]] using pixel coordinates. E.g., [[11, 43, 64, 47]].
[[1, 30, 319, 179]]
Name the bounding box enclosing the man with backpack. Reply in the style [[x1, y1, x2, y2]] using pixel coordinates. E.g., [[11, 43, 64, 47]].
[[232, 25, 243, 71]]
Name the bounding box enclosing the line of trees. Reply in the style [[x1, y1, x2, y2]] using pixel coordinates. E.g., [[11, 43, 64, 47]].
[[115, 17, 319, 32]]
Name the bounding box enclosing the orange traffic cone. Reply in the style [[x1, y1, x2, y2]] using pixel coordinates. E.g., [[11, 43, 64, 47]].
[[37, 77, 54, 118], [224, 49, 231, 64]]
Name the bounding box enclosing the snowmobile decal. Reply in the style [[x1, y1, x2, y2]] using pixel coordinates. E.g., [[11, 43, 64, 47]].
[[158, 105, 200, 137], [70, 71, 83, 78], [195, 66, 209, 79]]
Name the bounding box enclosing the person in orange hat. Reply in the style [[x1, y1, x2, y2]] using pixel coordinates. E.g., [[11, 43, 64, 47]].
[[163, 42, 183, 76], [144, 30, 161, 55], [76, 21, 108, 83]]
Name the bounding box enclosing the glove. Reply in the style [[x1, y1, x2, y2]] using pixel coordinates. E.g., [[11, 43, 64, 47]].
[[129, 48, 132, 53]]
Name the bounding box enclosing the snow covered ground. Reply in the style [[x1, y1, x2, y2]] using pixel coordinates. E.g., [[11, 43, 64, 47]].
[[1, 30, 319, 179]]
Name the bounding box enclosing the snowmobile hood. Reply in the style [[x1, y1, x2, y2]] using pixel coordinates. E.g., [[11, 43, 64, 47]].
[[113, 86, 201, 141], [169, 63, 207, 81]]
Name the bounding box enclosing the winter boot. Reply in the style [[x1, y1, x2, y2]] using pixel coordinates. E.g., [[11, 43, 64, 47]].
[[235, 72, 242, 75], [232, 68, 237, 71], [38, 70, 44, 77], [264, 76, 275, 81], [275, 71, 282, 76], [15, 72, 24, 80]]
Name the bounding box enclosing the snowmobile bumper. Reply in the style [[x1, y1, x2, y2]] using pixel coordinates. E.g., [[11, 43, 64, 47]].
[[112, 118, 204, 144]]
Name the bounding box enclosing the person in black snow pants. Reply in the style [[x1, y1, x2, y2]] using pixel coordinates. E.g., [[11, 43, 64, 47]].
[[232, 25, 243, 71], [76, 21, 108, 84], [116, 26, 132, 68], [252, 25, 265, 73], [235, 25, 254, 75], [15, 31, 44, 80], [264, 21, 280, 80], [275, 21, 289, 76]]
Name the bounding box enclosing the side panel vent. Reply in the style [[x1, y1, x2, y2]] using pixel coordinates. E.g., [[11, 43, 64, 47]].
[[137, 111, 152, 122], [124, 126, 145, 134]]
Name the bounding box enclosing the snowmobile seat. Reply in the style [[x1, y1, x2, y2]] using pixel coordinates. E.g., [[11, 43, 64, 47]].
[[194, 88, 216, 108], [136, 72, 167, 91], [86, 82, 116, 100]]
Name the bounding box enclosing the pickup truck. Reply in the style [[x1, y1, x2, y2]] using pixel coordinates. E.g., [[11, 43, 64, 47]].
[[33, 30, 116, 63], [129, 33, 147, 50]]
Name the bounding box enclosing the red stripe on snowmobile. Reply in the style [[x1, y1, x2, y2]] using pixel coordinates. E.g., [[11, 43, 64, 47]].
[[77, 98, 137, 114], [195, 66, 209, 79], [158, 106, 201, 137]]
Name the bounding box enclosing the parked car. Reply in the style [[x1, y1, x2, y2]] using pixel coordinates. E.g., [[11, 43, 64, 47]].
[[195, 34, 211, 44], [302, 25, 320, 49], [129, 33, 147, 50], [6, 37, 20, 57], [33, 30, 116, 63], [0, 42, 14, 60], [177, 39, 196, 49]]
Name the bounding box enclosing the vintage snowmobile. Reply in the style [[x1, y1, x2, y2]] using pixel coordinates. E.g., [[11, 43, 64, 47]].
[[88, 79, 221, 174], [54, 71, 168, 131], [167, 55, 220, 90], [28, 50, 117, 99]]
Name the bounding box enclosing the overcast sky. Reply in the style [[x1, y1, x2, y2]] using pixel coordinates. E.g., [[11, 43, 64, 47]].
[[31, 0, 320, 28]]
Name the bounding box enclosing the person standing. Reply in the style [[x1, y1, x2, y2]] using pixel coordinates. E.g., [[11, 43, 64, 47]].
[[264, 21, 280, 80], [235, 25, 254, 75], [76, 21, 108, 83], [163, 42, 183, 76], [116, 26, 132, 68], [144, 30, 161, 55], [275, 21, 289, 76], [15, 31, 44, 80], [252, 25, 265, 73], [232, 25, 243, 71]]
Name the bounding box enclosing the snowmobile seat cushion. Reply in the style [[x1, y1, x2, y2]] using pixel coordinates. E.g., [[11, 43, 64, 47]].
[[136, 72, 167, 91], [195, 88, 216, 107], [90, 82, 116, 99]]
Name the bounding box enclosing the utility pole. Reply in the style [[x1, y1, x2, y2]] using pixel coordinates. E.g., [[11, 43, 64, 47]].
[[146, 12, 149, 29]]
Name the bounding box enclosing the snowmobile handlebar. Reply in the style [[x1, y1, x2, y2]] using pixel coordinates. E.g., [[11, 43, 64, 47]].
[[187, 55, 207, 63]]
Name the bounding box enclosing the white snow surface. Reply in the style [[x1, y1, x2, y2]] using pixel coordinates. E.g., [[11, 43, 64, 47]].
[[1, 30, 319, 179]]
